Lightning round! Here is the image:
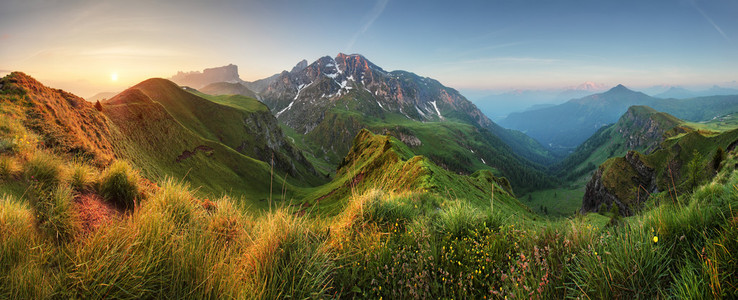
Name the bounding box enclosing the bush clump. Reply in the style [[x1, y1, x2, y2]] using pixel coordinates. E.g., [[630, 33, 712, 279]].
[[99, 161, 141, 209]]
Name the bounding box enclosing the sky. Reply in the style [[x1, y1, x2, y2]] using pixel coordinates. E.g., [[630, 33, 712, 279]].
[[1, 0, 737, 97]]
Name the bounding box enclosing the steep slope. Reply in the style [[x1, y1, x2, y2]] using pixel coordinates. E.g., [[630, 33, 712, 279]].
[[199, 82, 258, 99], [169, 64, 241, 89], [256, 54, 556, 191], [102, 88, 299, 201], [581, 127, 738, 216], [553, 106, 686, 182], [0, 72, 116, 165], [125, 78, 322, 185], [302, 129, 531, 217]]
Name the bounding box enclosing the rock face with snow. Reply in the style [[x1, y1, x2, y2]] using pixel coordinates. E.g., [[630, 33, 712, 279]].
[[259, 53, 490, 135]]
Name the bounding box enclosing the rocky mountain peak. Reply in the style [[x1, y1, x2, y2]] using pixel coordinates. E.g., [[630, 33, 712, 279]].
[[291, 59, 308, 73]]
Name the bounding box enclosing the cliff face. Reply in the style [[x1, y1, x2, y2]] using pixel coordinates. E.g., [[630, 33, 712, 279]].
[[582, 127, 738, 216], [581, 151, 656, 216]]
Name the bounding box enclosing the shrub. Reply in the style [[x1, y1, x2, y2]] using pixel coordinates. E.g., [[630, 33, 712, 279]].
[[99, 161, 140, 209]]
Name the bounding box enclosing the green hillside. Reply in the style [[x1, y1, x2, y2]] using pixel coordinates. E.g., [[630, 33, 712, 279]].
[[300, 129, 531, 217], [130, 79, 323, 186], [529, 105, 734, 217], [102, 88, 300, 205], [3, 89, 738, 298], [293, 104, 556, 194]]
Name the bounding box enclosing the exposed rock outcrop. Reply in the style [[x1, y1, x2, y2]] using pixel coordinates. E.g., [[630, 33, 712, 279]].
[[581, 151, 656, 216]]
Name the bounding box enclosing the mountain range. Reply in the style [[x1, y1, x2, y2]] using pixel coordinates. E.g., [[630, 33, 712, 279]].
[[499, 84, 738, 153], [653, 85, 738, 99], [178, 54, 558, 192], [467, 82, 608, 121]]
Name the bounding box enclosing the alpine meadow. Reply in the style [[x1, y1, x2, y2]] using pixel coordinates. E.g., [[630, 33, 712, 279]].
[[2, 0, 738, 299]]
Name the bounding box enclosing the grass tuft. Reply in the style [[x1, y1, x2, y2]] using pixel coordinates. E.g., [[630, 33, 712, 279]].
[[29, 184, 80, 243], [69, 161, 97, 192], [98, 160, 140, 209], [24, 151, 64, 188]]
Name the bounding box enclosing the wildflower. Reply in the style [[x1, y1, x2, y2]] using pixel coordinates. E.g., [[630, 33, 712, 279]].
[[653, 236, 658, 243]]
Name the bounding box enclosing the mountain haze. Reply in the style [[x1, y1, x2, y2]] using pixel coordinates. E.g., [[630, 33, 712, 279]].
[[500, 84, 738, 152]]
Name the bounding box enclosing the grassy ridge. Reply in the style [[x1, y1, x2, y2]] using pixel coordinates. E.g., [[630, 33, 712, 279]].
[[301, 129, 530, 217]]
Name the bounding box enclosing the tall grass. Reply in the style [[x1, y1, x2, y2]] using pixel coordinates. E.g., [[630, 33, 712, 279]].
[[2, 146, 738, 298], [63, 179, 244, 299], [243, 208, 334, 299], [29, 184, 80, 244], [0, 195, 52, 299], [24, 151, 64, 188], [0, 155, 19, 180]]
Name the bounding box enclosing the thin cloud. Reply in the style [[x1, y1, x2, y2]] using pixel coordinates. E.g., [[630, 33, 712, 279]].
[[691, 0, 729, 41], [346, 0, 389, 51]]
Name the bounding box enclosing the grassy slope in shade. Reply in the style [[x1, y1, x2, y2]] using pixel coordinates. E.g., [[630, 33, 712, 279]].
[[129, 78, 323, 187], [102, 88, 296, 205], [553, 105, 685, 182], [533, 105, 736, 217]]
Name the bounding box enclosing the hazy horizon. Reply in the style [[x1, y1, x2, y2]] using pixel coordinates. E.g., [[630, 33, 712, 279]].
[[2, 0, 737, 97]]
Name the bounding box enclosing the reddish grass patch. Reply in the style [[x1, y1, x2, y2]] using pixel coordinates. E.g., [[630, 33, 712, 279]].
[[74, 193, 120, 235]]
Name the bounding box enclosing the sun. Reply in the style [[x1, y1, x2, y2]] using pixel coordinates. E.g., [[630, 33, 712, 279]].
[[111, 72, 118, 81]]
